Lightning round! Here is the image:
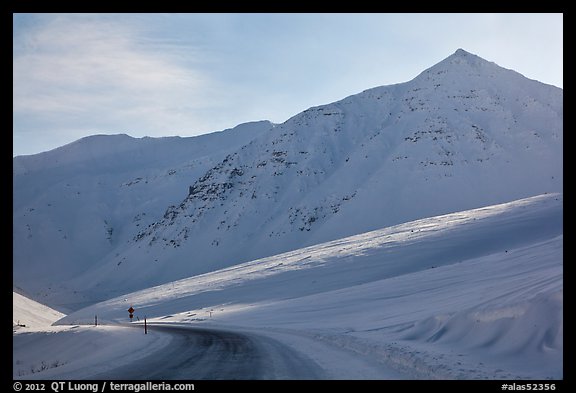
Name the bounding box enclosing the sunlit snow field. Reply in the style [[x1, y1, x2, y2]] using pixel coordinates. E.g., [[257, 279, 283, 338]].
[[14, 194, 562, 379]]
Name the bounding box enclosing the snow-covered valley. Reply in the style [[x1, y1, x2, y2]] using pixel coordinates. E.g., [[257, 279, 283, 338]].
[[14, 194, 563, 379]]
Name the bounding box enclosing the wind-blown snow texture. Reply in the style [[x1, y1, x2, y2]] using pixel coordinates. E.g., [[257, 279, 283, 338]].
[[55, 193, 563, 379], [13, 49, 562, 311]]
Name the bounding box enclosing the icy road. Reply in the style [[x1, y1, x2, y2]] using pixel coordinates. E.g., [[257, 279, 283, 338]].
[[91, 324, 325, 380]]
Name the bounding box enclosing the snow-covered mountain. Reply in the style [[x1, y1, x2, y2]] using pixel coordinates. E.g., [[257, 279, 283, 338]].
[[13, 49, 562, 311], [13, 121, 273, 310]]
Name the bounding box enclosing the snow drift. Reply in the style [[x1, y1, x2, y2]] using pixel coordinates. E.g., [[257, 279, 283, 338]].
[[13, 291, 65, 330], [56, 193, 562, 379]]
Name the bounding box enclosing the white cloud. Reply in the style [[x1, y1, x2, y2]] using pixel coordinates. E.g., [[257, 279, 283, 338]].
[[13, 15, 214, 141]]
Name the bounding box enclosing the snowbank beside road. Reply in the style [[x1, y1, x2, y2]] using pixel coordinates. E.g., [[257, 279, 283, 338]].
[[13, 325, 171, 380]]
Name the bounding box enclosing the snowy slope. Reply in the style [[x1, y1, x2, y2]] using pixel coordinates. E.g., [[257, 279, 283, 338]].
[[13, 292, 66, 330], [12, 292, 172, 380], [54, 193, 562, 379], [13, 49, 562, 310], [13, 121, 273, 311]]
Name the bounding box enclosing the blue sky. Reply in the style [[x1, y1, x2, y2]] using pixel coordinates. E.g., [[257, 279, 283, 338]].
[[13, 13, 563, 157]]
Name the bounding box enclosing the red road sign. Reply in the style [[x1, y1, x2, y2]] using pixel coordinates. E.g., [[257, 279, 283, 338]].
[[128, 306, 134, 314]]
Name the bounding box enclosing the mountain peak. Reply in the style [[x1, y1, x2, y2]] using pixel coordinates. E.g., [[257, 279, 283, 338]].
[[454, 48, 472, 57], [410, 48, 510, 87], [442, 48, 489, 68]]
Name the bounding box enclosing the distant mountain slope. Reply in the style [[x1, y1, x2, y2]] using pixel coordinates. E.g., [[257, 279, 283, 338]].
[[13, 292, 66, 330], [13, 121, 273, 310], [13, 49, 562, 310]]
